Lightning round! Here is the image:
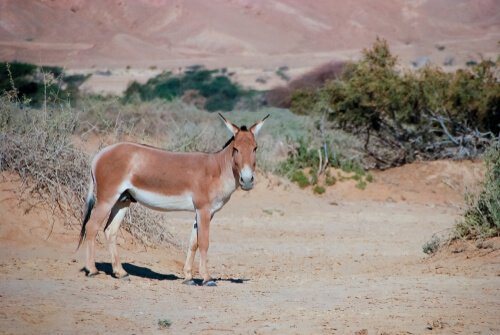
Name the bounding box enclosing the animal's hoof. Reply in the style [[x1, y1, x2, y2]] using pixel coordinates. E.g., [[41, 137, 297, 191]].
[[182, 279, 197, 286], [203, 280, 217, 287], [86, 270, 100, 277], [114, 272, 130, 280]]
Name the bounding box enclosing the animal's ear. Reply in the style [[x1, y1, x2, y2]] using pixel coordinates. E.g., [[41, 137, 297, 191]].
[[218, 113, 239, 135], [249, 114, 270, 137]]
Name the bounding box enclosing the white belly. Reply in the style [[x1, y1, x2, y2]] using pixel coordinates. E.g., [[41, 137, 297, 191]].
[[129, 188, 195, 212]]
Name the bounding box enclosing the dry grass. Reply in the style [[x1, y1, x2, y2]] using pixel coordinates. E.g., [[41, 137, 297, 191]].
[[0, 96, 88, 226], [0, 94, 181, 247], [78, 98, 364, 173], [457, 144, 500, 239]]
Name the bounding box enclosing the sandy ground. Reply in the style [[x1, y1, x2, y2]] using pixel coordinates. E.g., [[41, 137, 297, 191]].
[[1, 159, 499, 335]]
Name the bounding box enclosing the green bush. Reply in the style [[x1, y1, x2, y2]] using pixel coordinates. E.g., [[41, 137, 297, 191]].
[[456, 145, 500, 239], [0, 62, 89, 106], [278, 138, 369, 190], [291, 170, 310, 188], [123, 66, 246, 111], [290, 38, 500, 168], [313, 185, 326, 194]]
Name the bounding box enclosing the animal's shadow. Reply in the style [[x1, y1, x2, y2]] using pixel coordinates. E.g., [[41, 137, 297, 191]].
[[94, 262, 180, 280], [87, 262, 249, 285]]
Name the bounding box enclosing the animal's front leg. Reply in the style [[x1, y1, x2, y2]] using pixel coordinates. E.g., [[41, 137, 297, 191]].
[[198, 208, 216, 286], [182, 219, 198, 285]]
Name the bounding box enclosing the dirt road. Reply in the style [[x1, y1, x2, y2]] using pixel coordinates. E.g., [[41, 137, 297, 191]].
[[1, 164, 499, 334]]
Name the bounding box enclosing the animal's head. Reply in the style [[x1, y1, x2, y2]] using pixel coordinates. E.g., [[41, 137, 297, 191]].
[[219, 113, 269, 191]]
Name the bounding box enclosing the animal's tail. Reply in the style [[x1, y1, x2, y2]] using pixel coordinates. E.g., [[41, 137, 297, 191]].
[[77, 172, 95, 250]]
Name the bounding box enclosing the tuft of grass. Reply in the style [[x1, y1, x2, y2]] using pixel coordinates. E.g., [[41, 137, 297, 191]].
[[313, 185, 326, 194], [291, 170, 310, 188], [158, 319, 172, 329], [355, 180, 367, 190], [456, 145, 500, 239], [422, 235, 441, 255], [325, 175, 336, 186], [365, 173, 374, 183]]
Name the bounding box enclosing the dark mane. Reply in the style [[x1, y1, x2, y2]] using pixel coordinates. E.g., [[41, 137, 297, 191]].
[[221, 136, 234, 150], [218, 125, 248, 152]]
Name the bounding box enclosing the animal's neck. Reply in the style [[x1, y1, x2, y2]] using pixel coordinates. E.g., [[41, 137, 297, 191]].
[[215, 140, 238, 184]]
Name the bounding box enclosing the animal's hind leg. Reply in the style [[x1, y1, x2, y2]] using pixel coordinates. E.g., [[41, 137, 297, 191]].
[[104, 201, 129, 279], [85, 201, 115, 276], [183, 218, 198, 285]]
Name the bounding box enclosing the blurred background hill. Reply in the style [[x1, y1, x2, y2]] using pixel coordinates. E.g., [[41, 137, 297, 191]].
[[1, 0, 499, 92]]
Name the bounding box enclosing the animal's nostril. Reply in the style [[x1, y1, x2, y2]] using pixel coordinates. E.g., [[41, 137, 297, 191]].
[[239, 176, 244, 183], [250, 176, 254, 183]]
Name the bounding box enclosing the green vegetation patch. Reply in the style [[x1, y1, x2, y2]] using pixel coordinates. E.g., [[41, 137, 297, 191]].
[[158, 319, 173, 329], [0, 62, 90, 106], [278, 139, 372, 193], [123, 65, 249, 111], [289, 38, 500, 168], [457, 145, 500, 239]]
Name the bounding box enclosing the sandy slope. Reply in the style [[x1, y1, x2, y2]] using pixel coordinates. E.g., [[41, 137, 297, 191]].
[[1, 160, 499, 334]]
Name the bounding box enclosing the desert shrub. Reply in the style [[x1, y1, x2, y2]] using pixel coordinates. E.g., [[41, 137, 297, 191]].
[[0, 62, 90, 107], [291, 170, 310, 188], [313, 185, 326, 194], [456, 144, 500, 239], [0, 94, 88, 223], [365, 173, 374, 183], [158, 319, 172, 329], [278, 139, 320, 175], [277, 136, 370, 191], [422, 235, 441, 255], [123, 66, 247, 111], [0, 93, 179, 247], [289, 38, 500, 168], [355, 179, 367, 190], [325, 173, 336, 186]]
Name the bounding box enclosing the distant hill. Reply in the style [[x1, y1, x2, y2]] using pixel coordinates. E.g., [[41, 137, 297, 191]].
[[1, 0, 498, 90]]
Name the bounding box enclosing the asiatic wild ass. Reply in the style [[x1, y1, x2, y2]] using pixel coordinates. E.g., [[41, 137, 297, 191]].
[[78, 114, 268, 286]]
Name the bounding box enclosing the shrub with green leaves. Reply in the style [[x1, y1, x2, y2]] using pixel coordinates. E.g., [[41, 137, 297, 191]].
[[290, 38, 500, 168], [123, 66, 247, 111], [0, 62, 89, 106], [278, 138, 371, 191], [456, 145, 500, 239]]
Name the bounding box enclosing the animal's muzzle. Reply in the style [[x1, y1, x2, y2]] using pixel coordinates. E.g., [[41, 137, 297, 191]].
[[239, 166, 254, 190], [239, 175, 254, 190]]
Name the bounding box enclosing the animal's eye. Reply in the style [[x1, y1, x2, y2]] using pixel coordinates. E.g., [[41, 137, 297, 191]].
[[253, 147, 258, 152]]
